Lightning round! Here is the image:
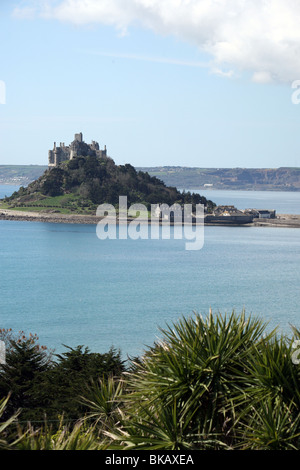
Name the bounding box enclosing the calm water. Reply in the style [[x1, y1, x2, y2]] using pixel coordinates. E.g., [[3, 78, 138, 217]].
[[194, 189, 300, 214], [0, 185, 300, 358], [0, 185, 19, 199]]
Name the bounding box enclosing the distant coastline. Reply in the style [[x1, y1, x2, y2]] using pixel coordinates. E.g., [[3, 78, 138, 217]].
[[136, 166, 300, 192], [1, 165, 300, 191]]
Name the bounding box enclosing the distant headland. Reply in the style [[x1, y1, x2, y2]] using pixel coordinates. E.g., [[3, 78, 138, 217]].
[[1, 163, 300, 192], [136, 166, 300, 192]]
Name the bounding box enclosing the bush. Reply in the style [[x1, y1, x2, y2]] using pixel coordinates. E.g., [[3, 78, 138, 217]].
[[2, 311, 300, 450], [107, 311, 300, 450]]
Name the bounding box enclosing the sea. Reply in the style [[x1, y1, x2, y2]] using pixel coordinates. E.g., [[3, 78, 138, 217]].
[[1, 185, 300, 360]]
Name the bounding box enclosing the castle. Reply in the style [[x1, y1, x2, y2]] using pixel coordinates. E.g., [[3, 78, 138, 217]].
[[48, 132, 107, 168]]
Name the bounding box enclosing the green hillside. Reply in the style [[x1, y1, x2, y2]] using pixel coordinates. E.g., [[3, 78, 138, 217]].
[[1, 156, 215, 214]]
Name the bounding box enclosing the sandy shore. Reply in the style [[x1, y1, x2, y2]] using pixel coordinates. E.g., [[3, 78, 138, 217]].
[[0, 208, 300, 227], [0, 209, 105, 224]]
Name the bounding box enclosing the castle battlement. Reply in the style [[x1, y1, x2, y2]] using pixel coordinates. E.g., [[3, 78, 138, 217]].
[[48, 133, 107, 168]]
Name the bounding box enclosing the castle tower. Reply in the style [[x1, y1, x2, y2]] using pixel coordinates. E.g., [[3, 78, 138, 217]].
[[48, 132, 107, 168], [74, 132, 83, 143]]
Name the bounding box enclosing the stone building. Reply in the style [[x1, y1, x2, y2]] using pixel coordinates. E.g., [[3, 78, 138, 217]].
[[205, 205, 254, 224], [48, 132, 107, 168]]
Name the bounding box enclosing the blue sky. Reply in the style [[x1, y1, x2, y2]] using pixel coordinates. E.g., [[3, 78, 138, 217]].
[[1, 0, 300, 168]]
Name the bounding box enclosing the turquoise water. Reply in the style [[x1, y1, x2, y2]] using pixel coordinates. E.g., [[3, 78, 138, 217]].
[[0, 185, 300, 358], [194, 189, 300, 214], [0, 185, 19, 199], [0, 220, 300, 358]]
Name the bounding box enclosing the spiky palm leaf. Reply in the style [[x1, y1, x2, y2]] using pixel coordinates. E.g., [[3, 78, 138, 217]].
[[106, 397, 229, 450], [0, 395, 21, 450], [119, 310, 275, 446], [238, 398, 300, 450], [16, 421, 109, 450], [80, 375, 124, 430]]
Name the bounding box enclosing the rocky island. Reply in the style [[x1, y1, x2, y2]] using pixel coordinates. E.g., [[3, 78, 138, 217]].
[[0, 133, 215, 221]]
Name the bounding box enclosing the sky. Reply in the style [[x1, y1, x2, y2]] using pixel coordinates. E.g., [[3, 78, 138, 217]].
[[1, 0, 300, 168]]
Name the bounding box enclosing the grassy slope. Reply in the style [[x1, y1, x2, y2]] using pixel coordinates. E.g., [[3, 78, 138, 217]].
[[1, 158, 214, 215], [0, 193, 93, 215]]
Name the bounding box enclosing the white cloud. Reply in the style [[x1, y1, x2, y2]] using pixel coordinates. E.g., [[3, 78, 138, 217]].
[[252, 71, 273, 84], [12, 0, 300, 83]]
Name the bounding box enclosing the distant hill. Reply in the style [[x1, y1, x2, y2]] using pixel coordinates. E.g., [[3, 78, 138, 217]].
[[1, 157, 215, 214], [136, 167, 300, 191], [0, 165, 47, 185], [1, 164, 300, 191]]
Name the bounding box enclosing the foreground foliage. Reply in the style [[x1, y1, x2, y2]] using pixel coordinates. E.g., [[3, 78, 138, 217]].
[[1, 311, 300, 450]]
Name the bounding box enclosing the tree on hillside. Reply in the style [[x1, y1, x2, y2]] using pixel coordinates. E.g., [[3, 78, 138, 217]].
[[41, 167, 64, 196], [36, 345, 126, 423], [0, 338, 52, 422]]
